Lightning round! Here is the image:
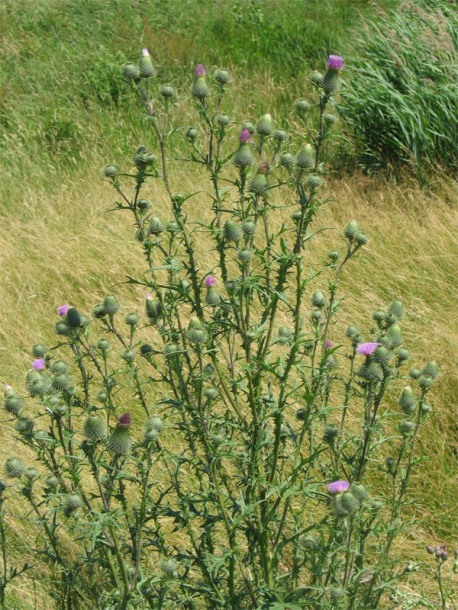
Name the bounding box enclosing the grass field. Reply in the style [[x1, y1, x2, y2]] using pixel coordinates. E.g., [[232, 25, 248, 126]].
[[1, 0, 457, 606]]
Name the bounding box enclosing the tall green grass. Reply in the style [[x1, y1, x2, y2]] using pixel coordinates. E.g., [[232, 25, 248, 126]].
[[340, 0, 458, 178]]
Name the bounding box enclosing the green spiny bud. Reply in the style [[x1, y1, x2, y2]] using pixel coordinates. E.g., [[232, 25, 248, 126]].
[[306, 175, 324, 189], [186, 127, 198, 142], [214, 69, 231, 85], [84, 414, 106, 442], [421, 403, 432, 415], [140, 344, 153, 355], [66, 308, 82, 328], [357, 362, 383, 381], [274, 129, 288, 142], [422, 361, 439, 380], [328, 250, 339, 261], [97, 338, 110, 352], [44, 475, 59, 488], [397, 348, 410, 362], [224, 221, 243, 242], [400, 420, 415, 436], [328, 587, 345, 602], [333, 495, 350, 518], [216, 114, 230, 127], [106, 426, 131, 456], [163, 343, 179, 357], [124, 313, 139, 327], [388, 300, 405, 320], [233, 144, 254, 168], [187, 328, 208, 345], [139, 49, 155, 78], [237, 249, 253, 263], [242, 121, 255, 134], [290, 210, 302, 223], [409, 367, 421, 379], [203, 387, 218, 400], [344, 220, 359, 240], [418, 375, 433, 390], [309, 70, 323, 87], [249, 163, 269, 195], [385, 325, 402, 349], [4, 458, 25, 478], [322, 69, 340, 96], [166, 221, 180, 233], [351, 484, 369, 504], [323, 424, 339, 443], [341, 492, 359, 515], [324, 113, 337, 125], [296, 144, 315, 169], [146, 297, 163, 321], [4, 391, 24, 415], [159, 558, 178, 577], [92, 304, 107, 319], [145, 415, 164, 441], [372, 309, 385, 323], [400, 386, 416, 414], [32, 344, 47, 358], [257, 113, 273, 136], [122, 349, 136, 364], [52, 374, 72, 392], [311, 310, 322, 322], [312, 290, 327, 309], [137, 199, 151, 212], [354, 232, 368, 246], [25, 468, 38, 480], [103, 296, 120, 315], [373, 346, 392, 367], [121, 63, 141, 80], [242, 221, 256, 236], [63, 493, 83, 517], [50, 361, 68, 375], [277, 326, 292, 345], [279, 153, 295, 169], [294, 99, 311, 115], [14, 418, 34, 435], [160, 84, 175, 98], [149, 217, 164, 235]]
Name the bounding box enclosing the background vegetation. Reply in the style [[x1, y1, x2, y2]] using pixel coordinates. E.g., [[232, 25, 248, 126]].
[[0, 0, 457, 607]]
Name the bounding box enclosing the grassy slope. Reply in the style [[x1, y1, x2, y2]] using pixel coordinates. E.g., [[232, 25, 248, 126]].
[[1, 0, 457, 606]]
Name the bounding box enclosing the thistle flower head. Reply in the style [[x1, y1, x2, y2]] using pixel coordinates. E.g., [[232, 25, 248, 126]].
[[32, 358, 46, 371], [58, 304, 70, 317], [327, 55, 344, 70], [146, 292, 153, 300], [118, 413, 132, 429], [205, 276, 217, 288], [327, 480, 350, 494], [325, 340, 333, 349], [142, 48, 150, 57], [194, 64, 206, 77], [239, 128, 251, 144], [4, 384, 12, 393], [357, 342, 380, 356]]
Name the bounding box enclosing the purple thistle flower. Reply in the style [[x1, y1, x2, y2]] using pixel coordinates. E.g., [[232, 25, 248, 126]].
[[239, 128, 251, 144], [142, 48, 150, 57], [32, 359, 46, 371], [118, 413, 132, 429], [58, 304, 70, 317], [194, 64, 206, 77], [325, 340, 333, 349], [327, 480, 350, 494], [327, 55, 344, 71], [357, 342, 380, 356], [205, 275, 217, 288], [146, 292, 153, 301]]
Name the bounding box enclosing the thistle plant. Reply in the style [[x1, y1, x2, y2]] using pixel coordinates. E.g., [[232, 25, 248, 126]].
[[2, 51, 451, 609]]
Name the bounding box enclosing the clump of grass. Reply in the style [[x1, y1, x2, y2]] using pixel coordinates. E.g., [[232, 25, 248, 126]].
[[340, 0, 458, 179]]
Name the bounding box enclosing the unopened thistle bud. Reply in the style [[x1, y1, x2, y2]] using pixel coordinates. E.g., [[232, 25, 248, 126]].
[[388, 300, 405, 320], [160, 84, 175, 99], [4, 388, 24, 415], [32, 344, 47, 358], [323, 424, 339, 443], [163, 343, 178, 357], [312, 290, 327, 309], [399, 420, 415, 436], [14, 418, 34, 435], [351, 484, 369, 504], [63, 493, 83, 517], [92, 304, 107, 319], [150, 217, 164, 234], [139, 48, 155, 78], [233, 129, 254, 168], [242, 221, 256, 236], [97, 338, 110, 352], [385, 325, 402, 349], [121, 63, 141, 81], [52, 373, 72, 392], [237, 249, 253, 263], [296, 144, 315, 170], [373, 346, 392, 367], [249, 162, 269, 195], [5, 458, 26, 478], [224, 221, 243, 242], [309, 70, 324, 87], [83, 414, 107, 442], [186, 127, 198, 142], [397, 348, 410, 362], [294, 99, 311, 115], [400, 386, 416, 414], [422, 361, 439, 380], [322, 55, 344, 96], [274, 129, 288, 142], [124, 312, 139, 326], [122, 349, 136, 364], [214, 69, 231, 85], [279, 153, 295, 169], [344, 220, 359, 240], [103, 295, 120, 315], [145, 294, 163, 321], [159, 558, 178, 577], [328, 250, 339, 261], [277, 326, 293, 345], [357, 362, 384, 382], [216, 114, 230, 127], [192, 64, 210, 100], [145, 415, 164, 441], [203, 387, 218, 400], [418, 375, 433, 390], [324, 113, 337, 125], [257, 113, 273, 136], [355, 232, 368, 246], [106, 413, 132, 456], [306, 175, 324, 189]]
